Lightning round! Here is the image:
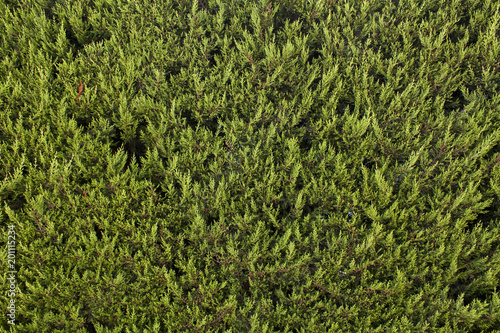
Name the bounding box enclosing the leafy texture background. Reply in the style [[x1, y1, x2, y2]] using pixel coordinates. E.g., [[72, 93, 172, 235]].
[[1, 0, 499, 332]]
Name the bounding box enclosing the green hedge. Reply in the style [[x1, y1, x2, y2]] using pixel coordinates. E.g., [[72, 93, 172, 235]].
[[1, 0, 500, 332]]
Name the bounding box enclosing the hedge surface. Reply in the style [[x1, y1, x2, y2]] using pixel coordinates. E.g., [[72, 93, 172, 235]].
[[1, 0, 500, 332]]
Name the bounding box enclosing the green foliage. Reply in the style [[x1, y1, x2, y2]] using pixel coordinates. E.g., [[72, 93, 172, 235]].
[[1, 0, 500, 331]]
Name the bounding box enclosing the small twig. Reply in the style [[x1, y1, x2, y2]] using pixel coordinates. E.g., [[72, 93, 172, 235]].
[[198, 0, 208, 12], [34, 212, 44, 234]]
